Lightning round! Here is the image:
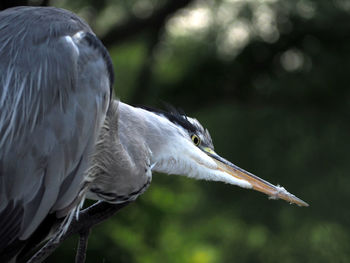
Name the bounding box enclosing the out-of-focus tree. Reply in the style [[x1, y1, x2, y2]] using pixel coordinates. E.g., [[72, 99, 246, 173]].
[[2, 0, 350, 262]]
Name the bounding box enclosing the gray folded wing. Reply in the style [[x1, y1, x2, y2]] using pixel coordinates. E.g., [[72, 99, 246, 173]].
[[0, 6, 111, 255]]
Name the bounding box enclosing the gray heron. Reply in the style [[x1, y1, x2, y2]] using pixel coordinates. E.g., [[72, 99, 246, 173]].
[[0, 6, 308, 263]]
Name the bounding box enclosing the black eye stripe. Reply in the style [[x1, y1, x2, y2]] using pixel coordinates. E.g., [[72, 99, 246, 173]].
[[138, 104, 197, 134]]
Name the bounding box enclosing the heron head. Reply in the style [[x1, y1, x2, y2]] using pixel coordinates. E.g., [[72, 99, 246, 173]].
[[148, 106, 308, 207]]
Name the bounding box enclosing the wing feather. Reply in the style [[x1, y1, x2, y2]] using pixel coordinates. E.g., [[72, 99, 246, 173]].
[[0, 6, 112, 259]]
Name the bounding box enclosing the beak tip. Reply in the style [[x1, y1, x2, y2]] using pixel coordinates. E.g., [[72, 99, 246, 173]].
[[296, 199, 309, 207], [270, 185, 309, 207], [288, 195, 309, 207], [269, 194, 309, 207], [282, 194, 309, 207]]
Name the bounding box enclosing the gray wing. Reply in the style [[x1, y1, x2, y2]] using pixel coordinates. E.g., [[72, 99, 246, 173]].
[[0, 7, 112, 256]]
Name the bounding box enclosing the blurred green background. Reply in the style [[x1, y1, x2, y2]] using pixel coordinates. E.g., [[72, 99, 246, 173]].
[[2, 0, 350, 262]]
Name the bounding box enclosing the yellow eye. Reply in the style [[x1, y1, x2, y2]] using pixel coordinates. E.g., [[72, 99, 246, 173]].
[[191, 134, 200, 146]]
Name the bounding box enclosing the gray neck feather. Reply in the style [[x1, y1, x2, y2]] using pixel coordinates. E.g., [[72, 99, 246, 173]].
[[86, 100, 185, 201]]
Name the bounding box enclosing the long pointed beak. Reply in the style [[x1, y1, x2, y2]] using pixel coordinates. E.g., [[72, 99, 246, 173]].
[[202, 147, 309, 207]]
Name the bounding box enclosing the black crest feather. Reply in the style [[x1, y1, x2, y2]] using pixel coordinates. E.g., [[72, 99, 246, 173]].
[[138, 104, 197, 134]]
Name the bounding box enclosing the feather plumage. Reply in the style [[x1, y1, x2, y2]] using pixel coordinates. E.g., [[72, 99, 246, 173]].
[[0, 7, 112, 261]]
